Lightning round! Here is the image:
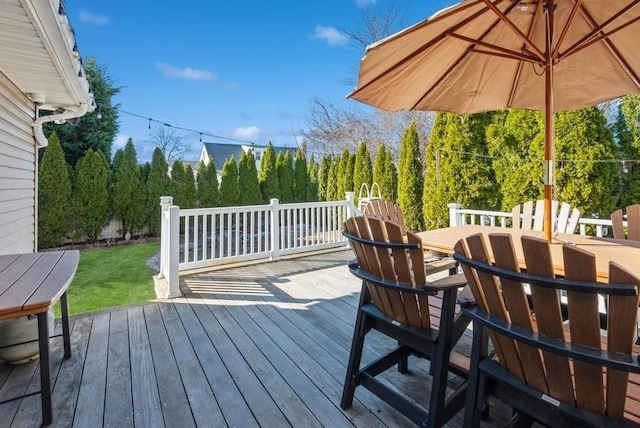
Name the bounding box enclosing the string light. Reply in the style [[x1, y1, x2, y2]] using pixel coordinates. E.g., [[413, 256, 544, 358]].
[[121, 109, 254, 144]]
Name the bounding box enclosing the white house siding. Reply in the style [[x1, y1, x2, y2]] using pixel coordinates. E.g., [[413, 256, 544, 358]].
[[0, 71, 36, 254]]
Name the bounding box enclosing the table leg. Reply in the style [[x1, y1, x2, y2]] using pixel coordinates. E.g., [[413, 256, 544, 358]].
[[60, 293, 71, 359], [38, 312, 52, 426]]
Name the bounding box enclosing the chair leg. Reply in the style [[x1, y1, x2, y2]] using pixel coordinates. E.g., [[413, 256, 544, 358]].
[[38, 312, 52, 426], [341, 309, 368, 409], [397, 340, 408, 373], [60, 292, 71, 359], [463, 322, 485, 428]]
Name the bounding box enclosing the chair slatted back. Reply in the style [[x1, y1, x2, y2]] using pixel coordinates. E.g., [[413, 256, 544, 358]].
[[455, 233, 640, 420], [612, 204, 640, 241], [344, 216, 431, 329], [363, 199, 407, 235], [513, 200, 580, 234]]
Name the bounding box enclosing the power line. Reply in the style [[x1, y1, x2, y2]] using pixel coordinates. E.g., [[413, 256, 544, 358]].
[[120, 109, 255, 145]]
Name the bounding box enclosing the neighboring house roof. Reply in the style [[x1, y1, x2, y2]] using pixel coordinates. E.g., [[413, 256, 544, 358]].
[[0, 0, 95, 113], [202, 143, 245, 172]]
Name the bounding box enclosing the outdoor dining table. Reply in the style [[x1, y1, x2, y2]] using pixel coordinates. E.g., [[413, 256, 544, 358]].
[[0, 250, 79, 425], [417, 225, 640, 282]]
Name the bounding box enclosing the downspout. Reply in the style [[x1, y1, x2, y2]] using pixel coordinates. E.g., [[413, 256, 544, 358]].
[[32, 102, 89, 148]]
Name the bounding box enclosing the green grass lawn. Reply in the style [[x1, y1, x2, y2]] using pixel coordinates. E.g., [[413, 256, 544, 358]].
[[54, 241, 160, 317]]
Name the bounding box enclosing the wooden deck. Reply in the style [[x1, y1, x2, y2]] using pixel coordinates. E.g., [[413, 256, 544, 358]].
[[0, 249, 516, 427]]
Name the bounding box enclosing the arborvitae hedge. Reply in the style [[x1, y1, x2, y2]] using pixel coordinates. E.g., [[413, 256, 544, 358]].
[[112, 139, 145, 238], [259, 142, 279, 202], [277, 151, 294, 203], [293, 149, 308, 202], [397, 120, 424, 231], [239, 150, 261, 205], [72, 148, 110, 243], [38, 132, 71, 249], [196, 160, 220, 207], [219, 157, 239, 206], [146, 147, 173, 236]]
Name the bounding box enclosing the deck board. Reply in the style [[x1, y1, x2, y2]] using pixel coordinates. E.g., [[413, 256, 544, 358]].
[[1, 249, 520, 427]]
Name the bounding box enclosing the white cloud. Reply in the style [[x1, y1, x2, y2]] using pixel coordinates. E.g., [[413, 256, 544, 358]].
[[312, 25, 348, 46], [113, 134, 129, 150], [356, 0, 377, 7], [232, 126, 260, 141], [156, 62, 217, 81], [79, 10, 109, 25]]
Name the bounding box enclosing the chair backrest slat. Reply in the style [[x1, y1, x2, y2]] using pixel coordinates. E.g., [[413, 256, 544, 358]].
[[521, 201, 535, 230], [344, 216, 431, 329], [464, 235, 526, 381], [456, 232, 640, 422], [611, 209, 625, 239], [606, 263, 640, 418], [489, 234, 549, 393], [628, 204, 640, 241], [514, 200, 580, 234], [562, 245, 605, 414], [363, 199, 407, 235], [521, 236, 575, 405]]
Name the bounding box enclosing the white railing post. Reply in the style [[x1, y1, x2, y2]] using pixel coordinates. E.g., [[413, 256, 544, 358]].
[[158, 196, 173, 279], [167, 205, 181, 298], [448, 203, 463, 227], [270, 198, 280, 261], [345, 192, 357, 218]]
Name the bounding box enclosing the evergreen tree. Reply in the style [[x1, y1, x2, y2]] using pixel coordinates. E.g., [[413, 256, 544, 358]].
[[183, 164, 197, 209], [293, 149, 308, 202], [317, 155, 332, 201], [196, 160, 219, 207], [306, 155, 319, 202], [72, 149, 110, 243], [45, 58, 121, 167], [219, 157, 239, 206], [373, 144, 397, 202], [423, 113, 450, 229], [423, 112, 500, 229], [277, 151, 294, 202], [487, 109, 543, 210], [38, 132, 72, 249], [259, 142, 279, 202], [325, 157, 339, 201], [353, 142, 373, 201], [238, 150, 261, 205], [616, 94, 640, 206], [383, 148, 398, 202], [146, 147, 173, 236], [397, 120, 425, 231], [337, 149, 351, 199], [170, 160, 187, 207], [554, 107, 617, 217], [112, 139, 145, 238]]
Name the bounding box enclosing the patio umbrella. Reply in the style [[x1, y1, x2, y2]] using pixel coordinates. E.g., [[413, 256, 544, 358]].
[[348, 0, 640, 241]]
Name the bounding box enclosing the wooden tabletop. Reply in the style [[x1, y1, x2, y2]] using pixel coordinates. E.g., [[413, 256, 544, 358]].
[[0, 250, 79, 320], [417, 225, 640, 282]]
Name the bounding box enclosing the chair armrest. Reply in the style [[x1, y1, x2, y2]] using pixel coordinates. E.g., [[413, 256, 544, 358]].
[[424, 272, 467, 291]]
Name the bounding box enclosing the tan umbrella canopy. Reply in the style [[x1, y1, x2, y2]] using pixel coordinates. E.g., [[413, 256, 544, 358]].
[[349, 0, 640, 241]]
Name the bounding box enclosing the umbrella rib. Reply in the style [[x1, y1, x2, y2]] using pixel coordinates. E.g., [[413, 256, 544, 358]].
[[560, 1, 640, 88], [448, 32, 541, 63], [409, 1, 522, 110], [552, 0, 583, 59], [561, 0, 640, 59], [480, 0, 545, 61], [350, 0, 509, 100], [508, 0, 545, 108]]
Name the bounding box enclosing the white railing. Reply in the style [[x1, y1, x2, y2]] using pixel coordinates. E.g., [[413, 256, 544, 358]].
[[447, 203, 616, 237], [159, 193, 358, 297]]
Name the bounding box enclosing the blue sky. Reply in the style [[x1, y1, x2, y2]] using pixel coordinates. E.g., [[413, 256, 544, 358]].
[[66, 0, 450, 163]]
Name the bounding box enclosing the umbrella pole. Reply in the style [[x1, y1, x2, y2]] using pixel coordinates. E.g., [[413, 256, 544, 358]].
[[543, 0, 554, 242]]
